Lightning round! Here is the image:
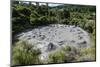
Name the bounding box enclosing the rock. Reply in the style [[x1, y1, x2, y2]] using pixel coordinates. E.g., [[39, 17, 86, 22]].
[[58, 41, 65, 45], [81, 41, 87, 44], [79, 36, 83, 39], [38, 35, 45, 40], [47, 42, 56, 51], [32, 36, 35, 38], [77, 41, 87, 48], [70, 40, 75, 43]]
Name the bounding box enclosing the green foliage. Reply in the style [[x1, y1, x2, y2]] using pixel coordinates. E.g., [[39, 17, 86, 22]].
[[62, 9, 70, 18], [12, 41, 41, 65], [48, 45, 79, 63], [12, 5, 31, 34], [84, 21, 95, 33], [80, 47, 95, 57], [78, 47, 96, 61], [48, 50, 66, 63], [12, 1, 96, 35], [48, 44, 95, 63], [62, 45, 72, 51], [48, 16, 58, 24], [37, 5, 48, 16]]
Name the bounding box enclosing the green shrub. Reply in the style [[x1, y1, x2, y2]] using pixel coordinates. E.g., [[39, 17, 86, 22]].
[[48, 50, 66, 63], [84, 22, 92, 33], [18, 7, 31, 16], [78, 47, 96, 61], [12, 41, 41, 66], [48, 16, 58, 24], [48, 45, 78, 63], [62, 45, 79, 62], [61, 19, 70, 25], [62, 45, 72, 52]]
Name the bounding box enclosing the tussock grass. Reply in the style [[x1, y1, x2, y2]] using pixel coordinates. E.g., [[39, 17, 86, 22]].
[[12, 41, 41, 66]]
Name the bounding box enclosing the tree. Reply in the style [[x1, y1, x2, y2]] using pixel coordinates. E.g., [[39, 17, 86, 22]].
[[63, 9, 70, 18]]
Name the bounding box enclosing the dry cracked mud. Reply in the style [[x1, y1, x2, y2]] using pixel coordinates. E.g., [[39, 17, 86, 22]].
[[15, 24, 90, 61]]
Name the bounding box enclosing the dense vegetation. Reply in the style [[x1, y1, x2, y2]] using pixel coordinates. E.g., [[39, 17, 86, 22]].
[[12, 1, 96, 66], [12, 41, 41, 65], [12, 41, 95, 65], [12, 1, 96, 35]]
